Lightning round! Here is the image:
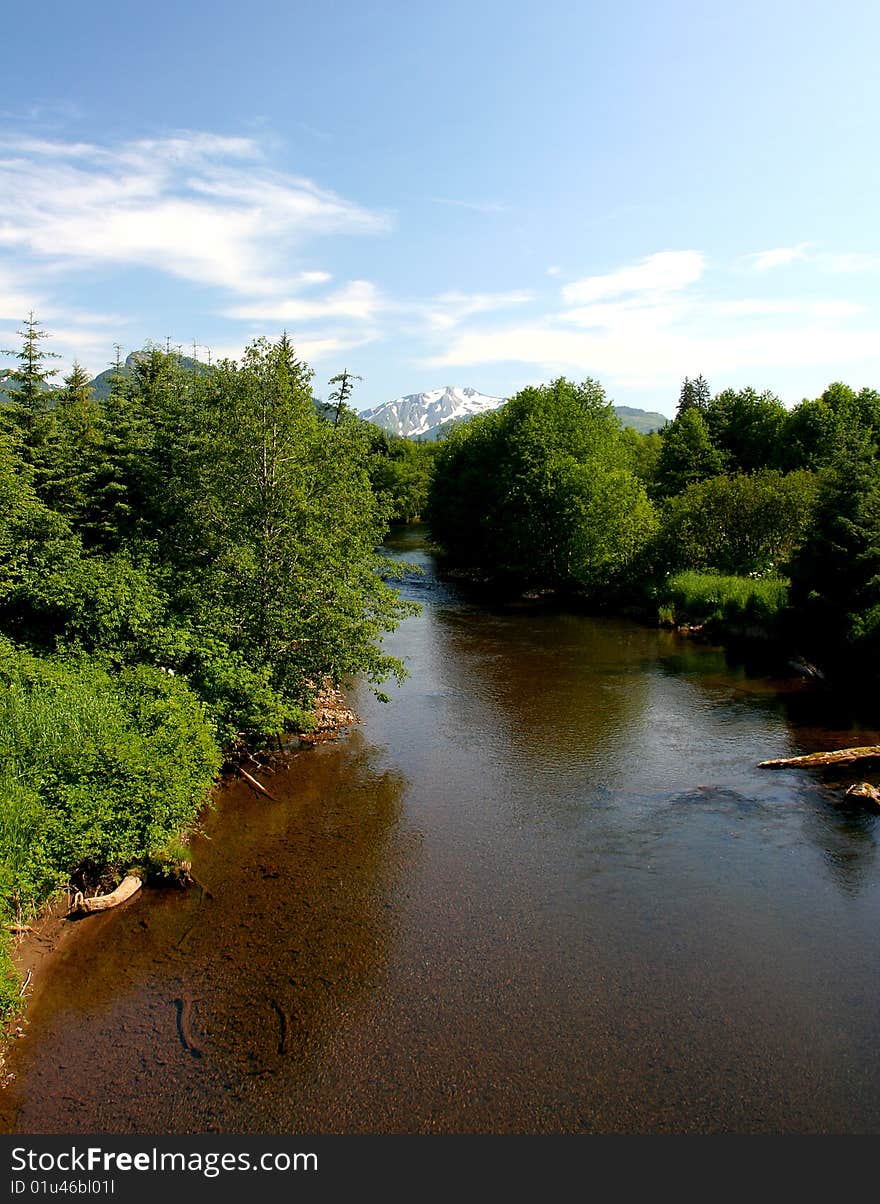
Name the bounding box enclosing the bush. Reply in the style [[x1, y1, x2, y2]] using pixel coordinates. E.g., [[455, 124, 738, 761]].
[[0, 640, 222, 1018], [657, 470, 819, 576]]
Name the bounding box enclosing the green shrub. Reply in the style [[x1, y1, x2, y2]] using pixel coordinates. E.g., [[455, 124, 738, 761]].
[[0, 640, 222, 1018]]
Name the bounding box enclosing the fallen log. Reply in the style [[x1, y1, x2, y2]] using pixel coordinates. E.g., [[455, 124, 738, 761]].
[[71, 875, 142, 914], [238, 765, 279, 801], [758, 745, 880, 769]]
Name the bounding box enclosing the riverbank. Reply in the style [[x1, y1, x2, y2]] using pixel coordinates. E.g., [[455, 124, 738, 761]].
[[0, 680, 360, 1083]]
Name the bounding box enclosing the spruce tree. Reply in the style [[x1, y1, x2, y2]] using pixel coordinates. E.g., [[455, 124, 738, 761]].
[[693, 374, 711, 410], [676, 377, 698, 415], [1, 312, 60, 418], [1, 313, 61, 478], [43, 362, 106, 525], [327, 368, 363, 427]]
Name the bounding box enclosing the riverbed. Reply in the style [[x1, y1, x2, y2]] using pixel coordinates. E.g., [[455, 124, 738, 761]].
[[2, 527, 879, 1133]]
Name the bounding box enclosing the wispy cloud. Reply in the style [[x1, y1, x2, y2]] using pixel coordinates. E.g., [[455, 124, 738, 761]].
[[562, 251, 705, 304], [815, 252, 880, 273], [423, 290, 533, 331], [0, 263, 40, 321], [425, 249, 879, 393], [224, 280, 383, 323], [746, 245, 880, 275], [0, 132, 391, 297], [747, 243, 811, 271]]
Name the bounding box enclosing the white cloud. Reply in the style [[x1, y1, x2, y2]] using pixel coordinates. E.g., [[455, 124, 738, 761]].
[[224, 280, 382, 323], [0, 132, 390, 297], [562, 251, 705, 304], [0, 263, 40, 320], [426, 319, 880, 391], [425, 249, 880, 393], [747, 243, 811, 271], [424, 290, 533, 331]]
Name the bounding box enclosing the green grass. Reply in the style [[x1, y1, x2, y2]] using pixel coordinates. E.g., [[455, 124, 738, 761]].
[[658, 571, 790, 630], [0, 640, 222, 1020]]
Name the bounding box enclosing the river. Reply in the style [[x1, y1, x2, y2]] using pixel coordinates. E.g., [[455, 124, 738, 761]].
[[2, 526, 880, 1133]]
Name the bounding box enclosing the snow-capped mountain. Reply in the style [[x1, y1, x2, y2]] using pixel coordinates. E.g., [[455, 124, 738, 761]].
[[360, 386, 506, 440]]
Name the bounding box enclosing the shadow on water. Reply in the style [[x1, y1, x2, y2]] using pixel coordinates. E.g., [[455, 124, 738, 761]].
[[0, 735, 410, 1133]]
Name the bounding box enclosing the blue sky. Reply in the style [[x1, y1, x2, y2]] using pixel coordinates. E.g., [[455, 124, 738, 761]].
[[1, 0, 879, 416]]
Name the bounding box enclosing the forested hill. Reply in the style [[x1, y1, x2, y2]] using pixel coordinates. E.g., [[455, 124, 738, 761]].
[[612, 405, 668, 434]]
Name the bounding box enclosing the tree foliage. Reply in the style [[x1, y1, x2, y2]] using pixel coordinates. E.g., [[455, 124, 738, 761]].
[[657, 470, 820, 576], [0, 322, 420, 1005], [428, 377, 656, 592]]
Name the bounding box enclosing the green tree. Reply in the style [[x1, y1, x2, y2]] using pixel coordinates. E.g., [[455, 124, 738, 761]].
[[658, 470, 820, 576], [369, 434, 438, 523], [677, 377, 698, 414], [788, 453, 880, 674], [428, 377, 656, 592], [1, 312, 60, 422], [621, 427, 662, 489], [327, 369, 363, 427], [703, 386, 787, 472], [195, 335, 416, 717], [41, 362, 106, 524], [1, 312, 61, 492], [654, 407, 725, 498]]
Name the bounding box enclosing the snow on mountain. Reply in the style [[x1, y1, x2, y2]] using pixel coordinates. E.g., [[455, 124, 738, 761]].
[[360, 386, 506, 439]]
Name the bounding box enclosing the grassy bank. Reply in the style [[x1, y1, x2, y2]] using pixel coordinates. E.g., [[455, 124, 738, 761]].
[[0, 640, 222, 1020], [656, 571, 790, 635]]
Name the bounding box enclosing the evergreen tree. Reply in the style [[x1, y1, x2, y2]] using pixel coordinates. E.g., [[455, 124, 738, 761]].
[[654, 408, 725, 498], [693, 374, 711, 409], [88, 347, 152, 548], [676, 377, 699, 415], [42, 361, 106, 524], [327, 368, 363, 427], [1, 313, 61, 483], [1, 312, 60, 420]]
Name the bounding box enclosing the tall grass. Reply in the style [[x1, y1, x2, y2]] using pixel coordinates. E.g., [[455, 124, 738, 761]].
[[658, 571, 789, 630]]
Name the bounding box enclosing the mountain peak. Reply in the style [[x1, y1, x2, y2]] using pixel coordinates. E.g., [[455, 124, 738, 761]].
[[360, 386, 506, 439]]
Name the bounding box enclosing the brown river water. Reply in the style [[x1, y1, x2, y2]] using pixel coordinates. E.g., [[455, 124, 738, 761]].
[[2, 526, 880, 1133]]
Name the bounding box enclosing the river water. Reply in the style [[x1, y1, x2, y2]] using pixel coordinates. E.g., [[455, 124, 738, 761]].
[[2, 527, 880, 1133]]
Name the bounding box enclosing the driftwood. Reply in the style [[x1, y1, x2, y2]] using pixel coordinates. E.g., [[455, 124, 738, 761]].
[[758, 745, 880, 769], [845, 782, 880, 808], [71, 875, 142, 914], [238, 765, 278, 801]]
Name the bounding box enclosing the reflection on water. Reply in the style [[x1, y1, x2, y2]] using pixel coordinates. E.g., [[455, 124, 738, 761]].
[[2, 524, 879, 1133], [0, 738, 409, 1132]]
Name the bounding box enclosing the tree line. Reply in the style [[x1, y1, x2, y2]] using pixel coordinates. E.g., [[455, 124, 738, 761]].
[[0, 314, 418, 1015], [426, 372, 880, 680]]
